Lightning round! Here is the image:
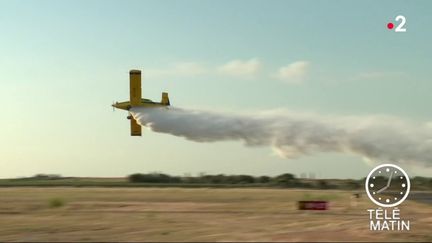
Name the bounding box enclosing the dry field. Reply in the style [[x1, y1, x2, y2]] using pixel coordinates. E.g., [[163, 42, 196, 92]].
[[0, 188, 430, 242]]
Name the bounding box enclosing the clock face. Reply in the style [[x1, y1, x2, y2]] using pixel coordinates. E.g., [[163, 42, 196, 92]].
[[365, 164, 410, 207]]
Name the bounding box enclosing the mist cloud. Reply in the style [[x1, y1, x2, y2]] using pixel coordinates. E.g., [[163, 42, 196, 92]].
[[131, 107, 432, 167]]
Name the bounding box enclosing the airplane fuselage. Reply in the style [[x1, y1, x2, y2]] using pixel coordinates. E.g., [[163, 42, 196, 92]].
[[112, 98, 168, 111]]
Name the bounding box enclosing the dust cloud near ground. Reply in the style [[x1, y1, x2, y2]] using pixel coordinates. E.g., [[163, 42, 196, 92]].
[[0, 188, 430, 242]]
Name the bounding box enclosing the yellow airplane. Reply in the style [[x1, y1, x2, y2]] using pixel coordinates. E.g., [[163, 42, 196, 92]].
[[112, 69, 170, 136]]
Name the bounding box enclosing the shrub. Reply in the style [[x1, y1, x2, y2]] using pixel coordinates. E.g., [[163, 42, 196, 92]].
[[257, 176, 271, 183], [128, 173, 181, 183], [273, 173, 297, 186], [33, 174, 62, 180], [49, 198, 65, 208]]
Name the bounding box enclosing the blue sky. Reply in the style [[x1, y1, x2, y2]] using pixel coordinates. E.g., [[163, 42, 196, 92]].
[[0, 0, 431, 179]]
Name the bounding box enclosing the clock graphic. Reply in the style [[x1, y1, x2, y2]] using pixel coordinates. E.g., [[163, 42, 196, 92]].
[[365, 163, 410, 207]]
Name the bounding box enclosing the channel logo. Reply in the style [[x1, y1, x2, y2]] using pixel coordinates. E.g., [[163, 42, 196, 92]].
[[365, 163, 411, 231], [387, 15, 407, 32]]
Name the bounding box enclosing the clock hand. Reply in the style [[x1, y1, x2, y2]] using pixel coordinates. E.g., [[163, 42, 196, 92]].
[[386, 171, 394, 187], [376, 171, 394, 194], [376, 185, 388, 194]]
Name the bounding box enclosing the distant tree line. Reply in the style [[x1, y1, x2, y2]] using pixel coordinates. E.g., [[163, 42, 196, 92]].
[[22, 174, 64, 180], [4, 173, 430, 190], [128, 173, 295, 184], [127, 173, 432, 190], [127, 172, 364, 189]]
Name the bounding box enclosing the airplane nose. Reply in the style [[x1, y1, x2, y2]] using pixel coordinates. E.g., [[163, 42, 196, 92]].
[[111, 101, 118, 110]]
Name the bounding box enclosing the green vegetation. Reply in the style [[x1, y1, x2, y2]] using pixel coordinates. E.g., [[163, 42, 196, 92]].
[[0, 173, 430, 190], [48, 198, 65, 208]]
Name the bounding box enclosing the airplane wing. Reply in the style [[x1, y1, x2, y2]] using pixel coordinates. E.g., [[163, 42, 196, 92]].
[[130, 116, 142, 136], [129, 70, 142, 106]]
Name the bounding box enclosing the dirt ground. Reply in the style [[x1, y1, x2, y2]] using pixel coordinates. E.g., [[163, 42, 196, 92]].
[[0, 187, 430, 242]]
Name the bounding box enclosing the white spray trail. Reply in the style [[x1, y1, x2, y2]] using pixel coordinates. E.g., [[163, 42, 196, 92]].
[[131, 107, 432, 167]]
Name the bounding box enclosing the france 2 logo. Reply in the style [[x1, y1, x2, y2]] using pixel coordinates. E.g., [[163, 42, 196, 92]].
[[387, 15, 407, 32]]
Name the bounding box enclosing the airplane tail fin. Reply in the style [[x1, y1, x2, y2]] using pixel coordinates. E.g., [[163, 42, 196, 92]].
[[161, 92, 170, 106]]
